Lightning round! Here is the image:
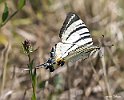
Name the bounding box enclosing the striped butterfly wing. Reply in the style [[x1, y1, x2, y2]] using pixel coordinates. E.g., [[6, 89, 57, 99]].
[[55, 12, 94, 61], [59, 12, 93, 46], [36, 12, 99, 72]]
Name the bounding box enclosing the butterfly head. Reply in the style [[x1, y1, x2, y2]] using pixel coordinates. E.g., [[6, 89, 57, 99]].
[[43, 47, 56, 72]]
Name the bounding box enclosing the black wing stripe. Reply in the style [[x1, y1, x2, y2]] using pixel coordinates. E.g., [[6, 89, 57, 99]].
[[64, 44, 75, 55], [66, 25, 87, 40], [63, 35, 92, 55], [59, 12, 80, 38], [82, 41, 93, 46], [80, 32, 90, 36], [74, 35, 91, 44], [65, 13, 79, 29], [63, 41, 93, 57]]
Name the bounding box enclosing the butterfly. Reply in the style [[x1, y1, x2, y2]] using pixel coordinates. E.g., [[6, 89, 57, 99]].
[[36, 12, 100, 72]]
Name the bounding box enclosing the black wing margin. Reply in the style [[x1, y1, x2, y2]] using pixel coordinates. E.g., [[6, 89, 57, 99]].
[[59, 12, 80, 38]]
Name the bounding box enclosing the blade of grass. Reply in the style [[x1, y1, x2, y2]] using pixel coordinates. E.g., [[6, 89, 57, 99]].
[[0, 43, 11, 95]]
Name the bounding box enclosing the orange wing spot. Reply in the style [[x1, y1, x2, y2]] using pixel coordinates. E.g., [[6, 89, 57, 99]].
[[56, 58, 65, 66]]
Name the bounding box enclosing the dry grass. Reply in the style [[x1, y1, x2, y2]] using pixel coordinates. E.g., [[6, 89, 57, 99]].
[[0, 0, 124, 100]]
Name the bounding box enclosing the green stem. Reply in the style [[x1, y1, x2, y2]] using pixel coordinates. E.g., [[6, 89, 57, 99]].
[[32, 70, 36, 100], [28, 54, 36, 100]]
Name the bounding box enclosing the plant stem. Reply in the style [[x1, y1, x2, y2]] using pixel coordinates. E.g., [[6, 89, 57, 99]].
[[100, 47, 112, 100], [28, 54, 37, 100]]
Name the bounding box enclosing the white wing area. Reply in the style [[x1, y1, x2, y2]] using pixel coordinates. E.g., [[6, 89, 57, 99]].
[[61, 19, 92, 44], [58, 20, 93, 58], [56, 13, 94, 59], [55, 42, 74, 59], [61, 20, 81, 42], [55, 42, 93, 60], [62, 20, 89, 43]]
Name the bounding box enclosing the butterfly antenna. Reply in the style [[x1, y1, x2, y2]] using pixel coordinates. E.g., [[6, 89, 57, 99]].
[[100, 35, 114, 47]]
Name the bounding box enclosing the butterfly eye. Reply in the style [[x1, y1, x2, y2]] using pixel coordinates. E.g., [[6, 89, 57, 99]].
[[47, 59, 52, 63]]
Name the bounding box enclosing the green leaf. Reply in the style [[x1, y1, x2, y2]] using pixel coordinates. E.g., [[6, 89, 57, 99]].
[[2, 3, 9, 22], [0, 0, 4, 4], [18, 0, 26, 9]]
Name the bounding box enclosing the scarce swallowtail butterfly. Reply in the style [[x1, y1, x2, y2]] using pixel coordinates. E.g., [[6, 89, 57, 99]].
[[37, 12, 100, 72]]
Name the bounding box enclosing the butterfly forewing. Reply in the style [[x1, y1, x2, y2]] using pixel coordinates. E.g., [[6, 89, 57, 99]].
[[59, 12, 93, 46], [59, 12, 80, 38]]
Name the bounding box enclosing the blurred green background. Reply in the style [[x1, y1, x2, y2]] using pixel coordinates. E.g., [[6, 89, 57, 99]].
[[0, 0, 124, 100]]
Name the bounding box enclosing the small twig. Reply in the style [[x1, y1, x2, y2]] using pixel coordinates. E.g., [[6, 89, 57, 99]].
[[99, 35, 113, 100], [21, 88, 28, 100], [100, 47, 112, 100]]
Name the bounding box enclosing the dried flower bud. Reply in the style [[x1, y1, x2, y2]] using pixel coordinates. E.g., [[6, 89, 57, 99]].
[[22, 40, 33, 54]]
